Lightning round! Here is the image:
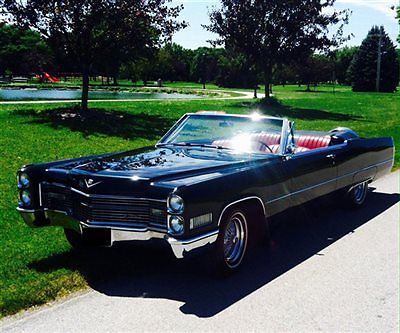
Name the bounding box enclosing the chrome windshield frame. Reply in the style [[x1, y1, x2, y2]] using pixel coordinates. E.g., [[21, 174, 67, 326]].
[[156, 113, 287, 153]]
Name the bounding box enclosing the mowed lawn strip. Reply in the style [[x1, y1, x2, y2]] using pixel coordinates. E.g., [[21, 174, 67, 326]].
[[0, 85, 398, 318]]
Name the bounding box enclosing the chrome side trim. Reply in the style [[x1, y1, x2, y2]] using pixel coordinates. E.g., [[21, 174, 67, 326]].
[[266, 158, 393, 204], [217, 196, 266, 226]]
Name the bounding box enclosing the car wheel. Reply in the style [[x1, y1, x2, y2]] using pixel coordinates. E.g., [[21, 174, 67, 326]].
[[215, 210, 249, 274], [347, 182, 368, 208]]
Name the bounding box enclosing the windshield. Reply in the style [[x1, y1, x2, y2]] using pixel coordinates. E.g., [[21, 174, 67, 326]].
[[159, 114, 284, 154]]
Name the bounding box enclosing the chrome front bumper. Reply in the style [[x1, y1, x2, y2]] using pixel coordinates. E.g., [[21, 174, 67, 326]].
[[17, 208, 219, 259]]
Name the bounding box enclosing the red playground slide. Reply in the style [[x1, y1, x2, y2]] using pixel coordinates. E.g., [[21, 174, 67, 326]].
[[43, 72, 60, 83]]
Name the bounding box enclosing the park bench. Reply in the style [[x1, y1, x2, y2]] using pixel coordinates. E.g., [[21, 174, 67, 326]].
[[11, 76, 29, 83]]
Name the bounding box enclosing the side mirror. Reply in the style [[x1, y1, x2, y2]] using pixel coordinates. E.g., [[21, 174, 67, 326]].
[[289, 121, 296, 140], [287, 143, 296, 154], [285, 121, 296, 155]]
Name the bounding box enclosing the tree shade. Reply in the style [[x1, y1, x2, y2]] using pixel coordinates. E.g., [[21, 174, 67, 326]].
[[0, 0, 186, 111]]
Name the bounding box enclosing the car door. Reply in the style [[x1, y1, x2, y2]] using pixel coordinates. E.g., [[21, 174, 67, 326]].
[[285, 148, 338, 207], [283, 126, 338, 207]]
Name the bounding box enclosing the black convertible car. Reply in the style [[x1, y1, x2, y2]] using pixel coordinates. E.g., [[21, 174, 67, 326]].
[[17, 112, 394, 273]]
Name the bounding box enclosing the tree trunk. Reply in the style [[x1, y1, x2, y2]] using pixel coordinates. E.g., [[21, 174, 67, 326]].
[[264, 79, 271, 99], [264, 65, 272, 99], [81, 65, 89, 112], [254, 85, 258, 98], [113, 76, 118, 85]]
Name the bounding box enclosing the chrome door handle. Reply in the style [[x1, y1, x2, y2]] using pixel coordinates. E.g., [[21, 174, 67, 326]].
[[326, 153, 336, 165]]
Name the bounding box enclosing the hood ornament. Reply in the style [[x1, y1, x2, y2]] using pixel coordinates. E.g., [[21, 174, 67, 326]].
[[83, 178, 102, 188]]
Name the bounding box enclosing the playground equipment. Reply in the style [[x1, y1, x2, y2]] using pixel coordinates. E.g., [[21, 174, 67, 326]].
[[43, 72, 60, 83]]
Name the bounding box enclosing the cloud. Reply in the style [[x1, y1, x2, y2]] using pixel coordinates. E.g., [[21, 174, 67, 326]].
[[336, 0, 398, 18]]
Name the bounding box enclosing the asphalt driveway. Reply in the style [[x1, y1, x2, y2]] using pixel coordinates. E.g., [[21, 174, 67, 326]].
[[1, 172, 399, 332]]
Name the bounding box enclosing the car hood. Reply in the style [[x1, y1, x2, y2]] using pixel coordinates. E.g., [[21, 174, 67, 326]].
[[54, 147, 271, 181]]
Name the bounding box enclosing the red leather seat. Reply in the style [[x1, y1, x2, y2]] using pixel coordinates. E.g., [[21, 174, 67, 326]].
[[212, 139, 232, 148], [264, 144, 280, 154], [251, 133, 281, 146], [212, 133, 281, 154], [296, 135, 331, 150], [295, 146, 311, 153]]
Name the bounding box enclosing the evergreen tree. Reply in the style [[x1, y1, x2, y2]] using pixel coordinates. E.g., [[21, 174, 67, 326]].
[[348, 26, 399, 92], [0, 23, 52, 75], [397, 6, 400, 43], [333, 46, 358, 85]]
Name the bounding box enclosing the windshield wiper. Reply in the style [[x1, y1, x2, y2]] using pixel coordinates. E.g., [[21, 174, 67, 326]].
[[158, 142, 231, 150]]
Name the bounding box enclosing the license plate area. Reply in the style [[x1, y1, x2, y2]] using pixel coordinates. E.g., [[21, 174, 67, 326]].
[[83, 228, 112, 247]]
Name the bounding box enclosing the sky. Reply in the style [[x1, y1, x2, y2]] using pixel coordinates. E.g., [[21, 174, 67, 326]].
[[171, 0, 399, 49]]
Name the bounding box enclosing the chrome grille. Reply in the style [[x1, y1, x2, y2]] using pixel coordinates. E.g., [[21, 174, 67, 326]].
[[41, 182, 167, 230], [42, 183, 73, 213]]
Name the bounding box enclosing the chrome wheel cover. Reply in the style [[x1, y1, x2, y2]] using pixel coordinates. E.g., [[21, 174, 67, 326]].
[[223, 212, 247, 268], [353, 182, 367, 204]]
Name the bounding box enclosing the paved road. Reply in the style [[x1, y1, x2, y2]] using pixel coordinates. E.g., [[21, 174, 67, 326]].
[[2, 172, 399, 332]]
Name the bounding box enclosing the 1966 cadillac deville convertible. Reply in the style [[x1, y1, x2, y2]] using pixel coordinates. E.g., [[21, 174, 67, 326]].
[[17, 112, 394, 273]]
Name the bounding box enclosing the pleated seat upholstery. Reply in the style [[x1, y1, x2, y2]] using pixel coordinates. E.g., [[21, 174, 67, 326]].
[[296, 135, 331, 150]]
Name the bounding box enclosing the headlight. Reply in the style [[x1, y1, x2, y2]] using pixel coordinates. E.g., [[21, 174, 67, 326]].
[[169, 216, 184, 235], [20, 190, 32, 206], [168, 194, 184, 213], [18, 172, 30, 188]]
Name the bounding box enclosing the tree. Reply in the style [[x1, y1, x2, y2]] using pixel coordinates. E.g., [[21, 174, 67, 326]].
[[273, 63, 299, 86], [216, 52, 258, 90], [0, 23, 52, 75], [397, 6, 400, 43], [348, 26, 399, 92], [158, 43, 193, 82], [333, 46, 358, 85], [206, 0, 349, 98], [1, 1, 186, 111], [190, 47, 225, 88], [296, 54, 334, 90]]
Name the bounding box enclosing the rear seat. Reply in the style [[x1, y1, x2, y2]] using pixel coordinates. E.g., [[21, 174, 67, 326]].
[[295, 135, 331, 150]]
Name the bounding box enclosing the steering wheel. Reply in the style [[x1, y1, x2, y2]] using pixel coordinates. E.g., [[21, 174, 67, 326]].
[[254, 140, 274, 153]]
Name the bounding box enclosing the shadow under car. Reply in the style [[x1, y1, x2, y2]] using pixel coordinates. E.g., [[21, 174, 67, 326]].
[[29, 189, 399, 318]]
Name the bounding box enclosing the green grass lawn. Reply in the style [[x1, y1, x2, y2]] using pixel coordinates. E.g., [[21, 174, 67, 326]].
[[0, 84, 398, 318]]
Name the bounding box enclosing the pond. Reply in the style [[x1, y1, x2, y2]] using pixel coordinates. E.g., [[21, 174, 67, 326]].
[[0, 88, 204, 101]]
